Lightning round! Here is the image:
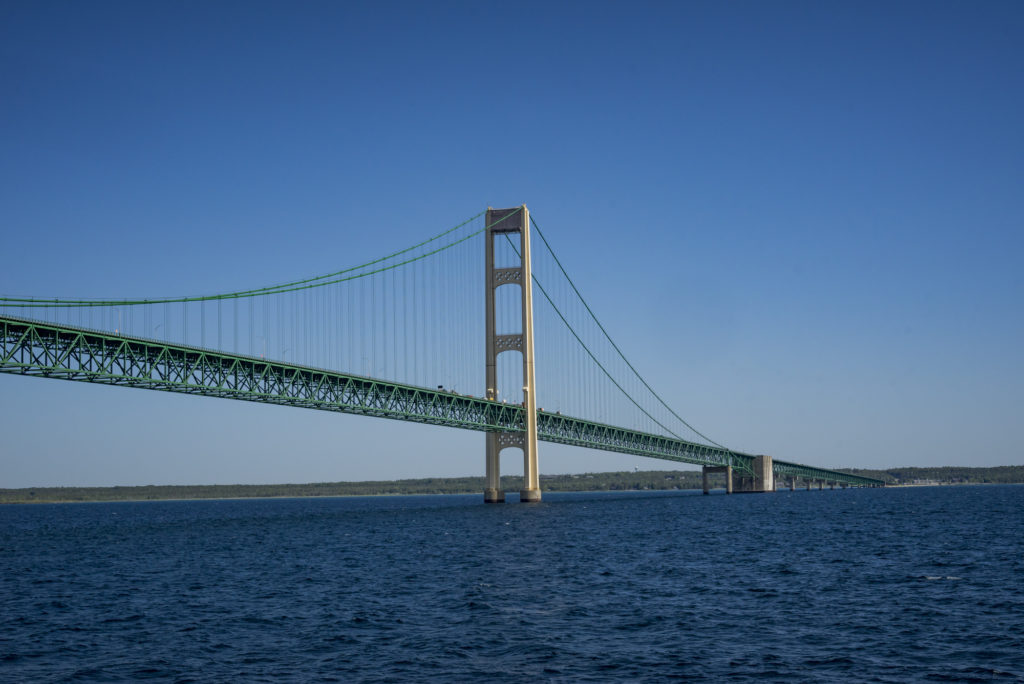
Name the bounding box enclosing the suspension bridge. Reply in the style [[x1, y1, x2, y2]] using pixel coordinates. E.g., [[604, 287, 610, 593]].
[[0, 205, 884, 500]]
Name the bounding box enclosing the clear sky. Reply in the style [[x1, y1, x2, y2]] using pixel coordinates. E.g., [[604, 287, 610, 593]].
[[1, 1, 1022, 487]]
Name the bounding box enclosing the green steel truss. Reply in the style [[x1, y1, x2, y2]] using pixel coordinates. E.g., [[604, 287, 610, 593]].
[[536, 412, 749, 473], [772, 459, 876, 486], [0, 316, 884, 488]]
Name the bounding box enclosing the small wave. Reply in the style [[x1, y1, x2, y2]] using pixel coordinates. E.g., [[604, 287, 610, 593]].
[[101, 614, 144, 624]]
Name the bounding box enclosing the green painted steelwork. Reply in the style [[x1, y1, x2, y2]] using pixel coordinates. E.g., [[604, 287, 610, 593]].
[[772, 459, 878, 487], [0, 315, 885, 488], [536, 411, 752, 474]]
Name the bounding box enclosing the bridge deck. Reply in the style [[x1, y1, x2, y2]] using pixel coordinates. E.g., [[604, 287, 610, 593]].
[[0, 315, 884, 488]]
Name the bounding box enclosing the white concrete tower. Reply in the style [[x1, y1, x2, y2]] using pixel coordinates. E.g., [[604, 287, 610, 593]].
[[484, 205, 541, 503]]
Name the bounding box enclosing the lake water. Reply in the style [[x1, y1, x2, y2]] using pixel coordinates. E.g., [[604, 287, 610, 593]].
[[1, 486, 1022, 682]]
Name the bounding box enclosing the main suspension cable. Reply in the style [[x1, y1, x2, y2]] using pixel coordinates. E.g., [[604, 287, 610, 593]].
[[0, 209, 516, 308], [528, 214, 730, 450]]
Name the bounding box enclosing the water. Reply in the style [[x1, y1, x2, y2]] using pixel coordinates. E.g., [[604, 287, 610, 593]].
[[2, 486, 1022, 682]]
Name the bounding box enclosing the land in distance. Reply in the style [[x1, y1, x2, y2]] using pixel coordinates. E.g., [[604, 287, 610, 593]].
[[1, 466, 1022, 504]]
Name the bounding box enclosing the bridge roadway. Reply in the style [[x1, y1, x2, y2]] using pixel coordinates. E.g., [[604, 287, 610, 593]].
[[0, 315, 884, 488]]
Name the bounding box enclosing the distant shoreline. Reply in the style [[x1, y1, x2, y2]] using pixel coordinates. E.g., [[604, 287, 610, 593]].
[[5, 482, 1020, 506], [2, 466, 1022, 505]]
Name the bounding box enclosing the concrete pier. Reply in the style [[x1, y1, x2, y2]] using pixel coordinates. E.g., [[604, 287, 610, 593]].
[[789, 478, 796, 491], [806, 479, 812, 491], [702, 465, 733, 494], [734, 455, 774, 493], [519, 488, 542, 503]]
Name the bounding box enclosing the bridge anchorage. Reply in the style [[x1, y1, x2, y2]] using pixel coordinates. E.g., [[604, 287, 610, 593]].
[[0, 203, 886, 498]]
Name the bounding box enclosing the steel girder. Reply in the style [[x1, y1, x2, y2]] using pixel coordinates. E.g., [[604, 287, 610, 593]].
[[0, 315, 885, 487], [536, 412, 755, 474], [773, 459, 883, 487], [0, 315, 520, 431]]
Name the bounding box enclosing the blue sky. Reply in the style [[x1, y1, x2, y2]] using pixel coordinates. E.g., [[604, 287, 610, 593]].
[[1, 1, 1022, 487]]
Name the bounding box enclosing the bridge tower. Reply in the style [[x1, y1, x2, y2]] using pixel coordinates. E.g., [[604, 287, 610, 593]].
[[484, 205, 541, 503]]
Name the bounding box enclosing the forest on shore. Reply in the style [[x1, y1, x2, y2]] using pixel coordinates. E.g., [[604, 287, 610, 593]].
[[2, 465, 1022, 504]]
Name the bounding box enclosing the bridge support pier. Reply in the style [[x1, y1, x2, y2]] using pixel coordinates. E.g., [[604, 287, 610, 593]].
[[735, 455, 775, 493], [520, 488, 542, 503], [789, 478, 795, 491], [485, 432, 503, 502], [806, 479, 812, 491], [484, 206, 541, 504], [702, 465, 733, 494]]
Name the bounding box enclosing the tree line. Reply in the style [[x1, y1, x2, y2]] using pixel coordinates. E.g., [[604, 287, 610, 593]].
[[2, 466, 1021, 504]]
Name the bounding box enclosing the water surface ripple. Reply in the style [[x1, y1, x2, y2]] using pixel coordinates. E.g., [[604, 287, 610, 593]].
[[2, 486, 1022, 682]]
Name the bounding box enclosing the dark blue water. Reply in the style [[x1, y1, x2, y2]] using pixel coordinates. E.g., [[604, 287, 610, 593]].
[[2, 486, 1022, 682]]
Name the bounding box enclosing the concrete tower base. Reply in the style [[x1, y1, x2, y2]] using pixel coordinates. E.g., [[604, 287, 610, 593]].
[[702, 465, 733, 494], [519, 489, 542, 503], [735, 455, 775, 493], [484, 488, 505, 503]]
